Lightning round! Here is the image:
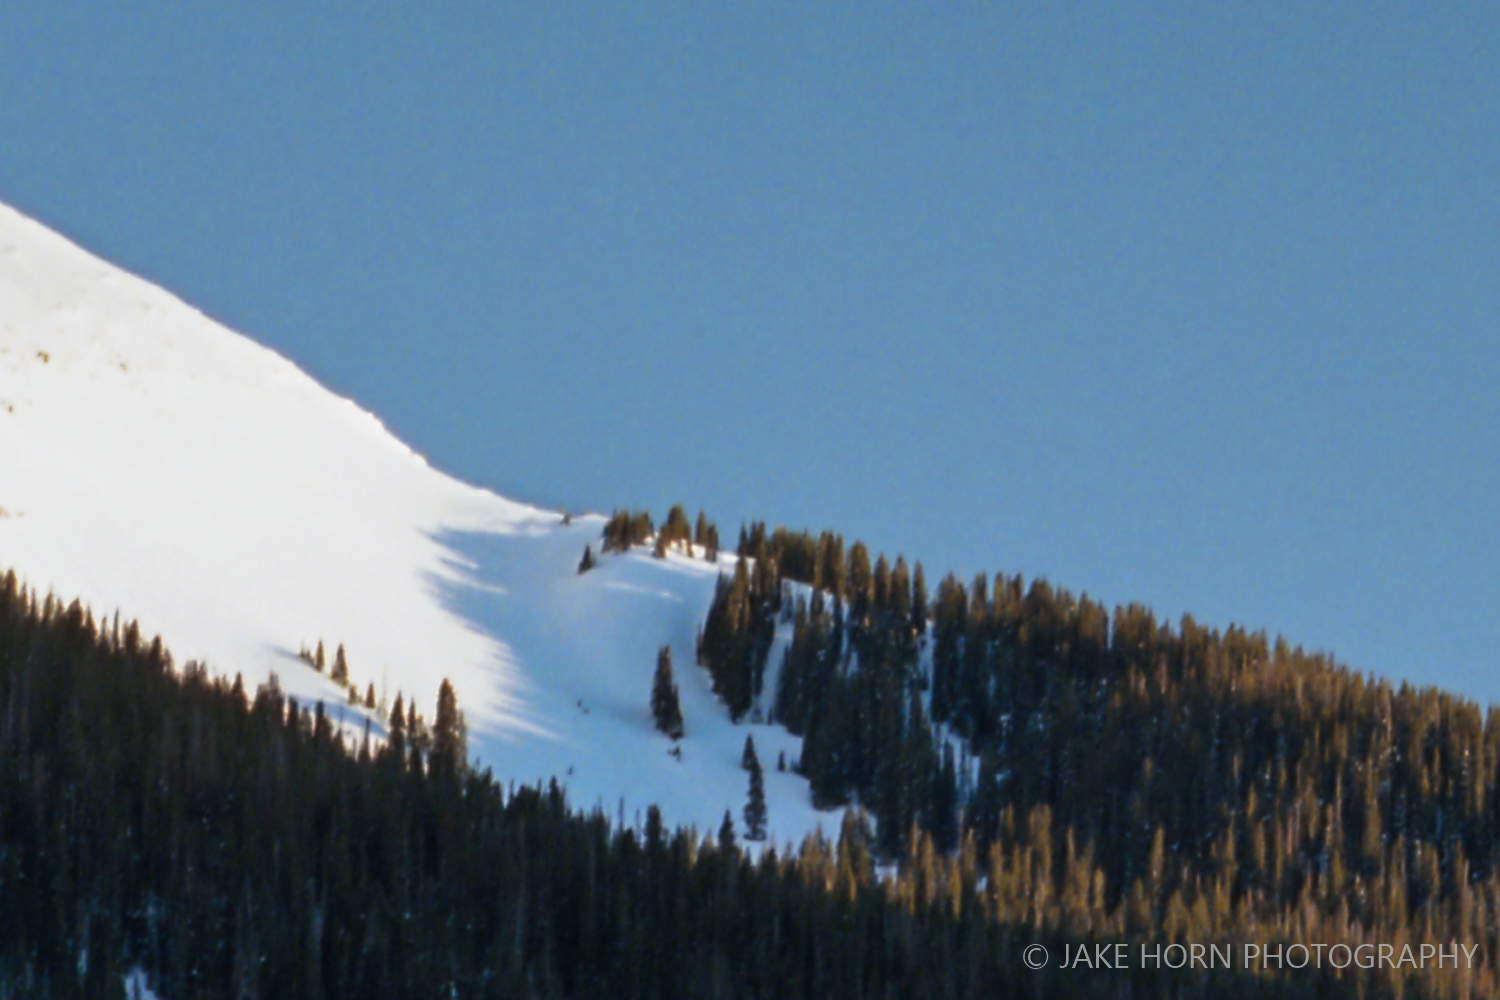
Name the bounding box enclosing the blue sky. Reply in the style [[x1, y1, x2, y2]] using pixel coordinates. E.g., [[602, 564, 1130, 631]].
[[2, 5, 1497, 699]]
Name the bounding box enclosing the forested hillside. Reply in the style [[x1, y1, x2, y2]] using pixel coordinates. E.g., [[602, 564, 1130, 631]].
[[4, 553, 1466, 999], [694, 520, 1500, 998]]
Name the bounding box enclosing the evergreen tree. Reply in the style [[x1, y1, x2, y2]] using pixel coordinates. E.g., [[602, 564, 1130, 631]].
[[847, 543, 873, 623], [818, 533, 846, 600], [431, 678, 467, 776], [910, 561, 929, 636], [718, 809, 737, 851], [387, 693, 406, 763], [744, 748, 768, 841], [630, 510, 654, 547], [662, 504, 692, 550], [578, 544, 597, 573], [741, 734, 760, 771], [601, 510, 629, 552], [873, 554, 891, 614], [694, 511, 719, 559], [651, 646, 685, 740], [331, 643, 349, 684], [889, 556, 912, 629]]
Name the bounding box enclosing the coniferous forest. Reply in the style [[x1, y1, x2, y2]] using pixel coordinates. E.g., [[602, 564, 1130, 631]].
[[695, 518, 1500, 998], [5, 492, 1500, 997]]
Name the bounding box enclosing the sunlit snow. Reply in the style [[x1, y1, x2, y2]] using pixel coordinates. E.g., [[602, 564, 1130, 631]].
[[0, 201, 825, 848]]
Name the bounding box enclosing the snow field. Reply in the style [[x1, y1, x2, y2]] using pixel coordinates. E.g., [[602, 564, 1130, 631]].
[[0, 200, 828, 849]]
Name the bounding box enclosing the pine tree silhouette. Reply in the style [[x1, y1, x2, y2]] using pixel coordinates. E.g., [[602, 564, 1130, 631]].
[[650, 646, 684, 740], [718, 809, 737, 851], [387, 694, 406, 762], [744, 748, 768, 842], [431, 678, 467, 776], [741, 734, 760, 771]]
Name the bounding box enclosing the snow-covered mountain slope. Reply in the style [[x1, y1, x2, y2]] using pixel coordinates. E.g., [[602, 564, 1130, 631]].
[[0, 201, 822, 845]]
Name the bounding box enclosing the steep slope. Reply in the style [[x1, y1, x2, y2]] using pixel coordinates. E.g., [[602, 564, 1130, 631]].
[[0, 201, 820, 844]]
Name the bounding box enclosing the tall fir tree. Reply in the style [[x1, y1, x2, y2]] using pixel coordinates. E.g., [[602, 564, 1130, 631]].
[[741, 734, 760, 771], [744, 746, 768, 841], [431, 678, 467, 775], [651, 645, 685, 740], [718, 809, 737, 851], [910, 561, 929, 636]]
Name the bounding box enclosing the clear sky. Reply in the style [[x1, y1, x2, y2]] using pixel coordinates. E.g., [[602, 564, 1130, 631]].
[[2, 5, 1497, 701]]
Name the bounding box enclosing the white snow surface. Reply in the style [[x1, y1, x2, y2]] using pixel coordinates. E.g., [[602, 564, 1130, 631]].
[[0, 201, 822, 847], [123, 968, 160, 1000]]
